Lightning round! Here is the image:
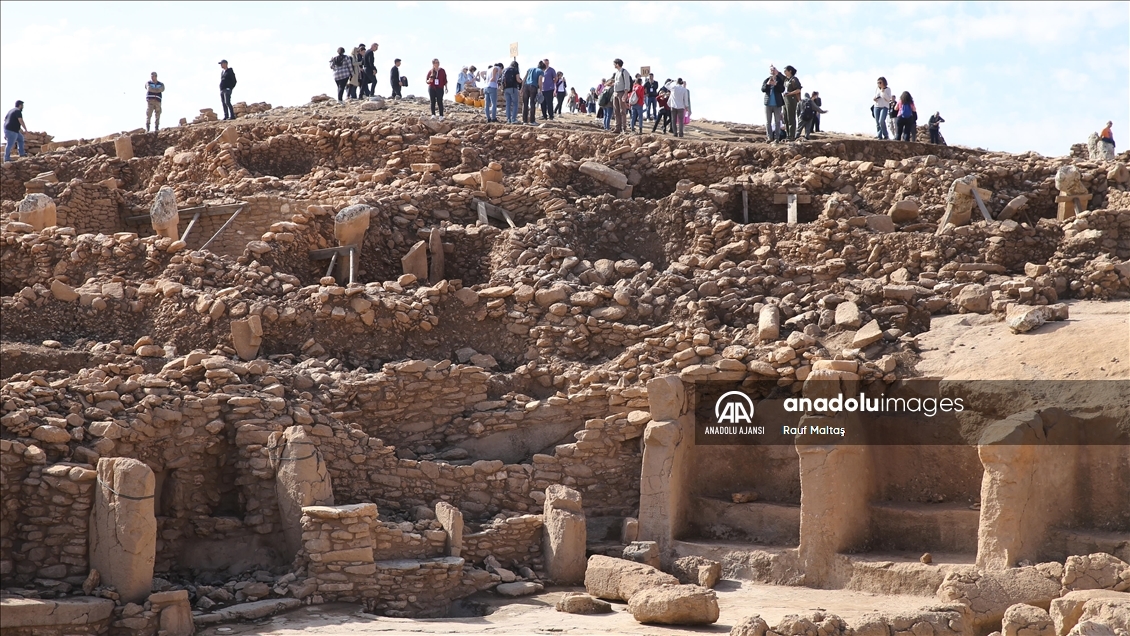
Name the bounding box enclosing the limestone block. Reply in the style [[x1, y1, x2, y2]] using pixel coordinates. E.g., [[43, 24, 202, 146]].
[[672, 555, 721, 588], [496, 581, 543, 597], [944, 175, 978, 228], [556, 592, 612, 614], [1056, 166, 1088, 195], [267, 426, 334, 557], [17, 193, 57, 230], [579, 161, 629, 190], [628, 584, 720, 625], [90, 457, 156, 604], [621, 517, 639, 543], [758, 305, 780, 341], [334, 204, 372, 248], [584, 555, 679, 602], [622, 541, 661, 569], [361, 97, 386, 111], [834, 301, 862, 329], [865, 214, 896, 233], [731, 615, 771, 636], [428, 226, 445, 283], [1062, 554, 1130, 592], [999, 196, 1029, 221], [543, 485, 586, 584], [1007, 305, 1049, 334], [1003, 604, 1055, 636], [230, 318, 262, 360], [646, 375, 685, 421], [937, 564, 1063, 634], [1051, 590, 1130, 636], [955, 284, 992, 313], [890, 199, 920, 222], [0, 596, 114, 629], [851, 319, 883, 348], [402, 240, 428, 281], [150, 186, 179, 239], [435, 502, 463, 557], [150, 590, 193, 636], [482, 180, 505, 198], [114, 135, 134, 160]]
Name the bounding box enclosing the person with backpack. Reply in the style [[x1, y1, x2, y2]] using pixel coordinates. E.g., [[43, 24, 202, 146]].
[[895, 91, 917, 142], [872, 77, 893, 140], [928, 112, 945, 144], [330, 48, 352, 102], [612, 58, 632, 134], [390, 59, 403, 99], [761, 65, 785, 143], [629, 78, 646, 134], [521, 61, 544, 125], [503, 61, 521, 124], [144, 72, 164, 132], [598, 80, 614, 130], [798, 93, 817, 140], [219, 59, 237, 120], [426, 59, 448, 119], [652, 87, 671, 134]]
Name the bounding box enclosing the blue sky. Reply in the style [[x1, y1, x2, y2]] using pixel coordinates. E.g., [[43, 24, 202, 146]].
[[1, 1, 1127, 156]]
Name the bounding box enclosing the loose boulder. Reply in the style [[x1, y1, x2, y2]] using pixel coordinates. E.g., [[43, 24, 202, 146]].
[[556, 592, 612, 614], [672, 555, 722, 588], [584, 554, 679, 602], [628, 584, 720, 625]]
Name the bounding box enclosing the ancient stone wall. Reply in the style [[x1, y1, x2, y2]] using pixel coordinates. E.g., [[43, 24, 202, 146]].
[[461, 514, 543, 568], [9, 462, 95, 585]]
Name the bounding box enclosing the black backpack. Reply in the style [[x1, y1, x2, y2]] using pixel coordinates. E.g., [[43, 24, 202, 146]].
[[800, 99, 815, 122]]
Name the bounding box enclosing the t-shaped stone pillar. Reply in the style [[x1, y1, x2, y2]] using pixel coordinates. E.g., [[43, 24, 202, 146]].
[[17, 193, 57, 230], [149, 186, 179, 240], [543, 484, 586, 584], [333, 204, 372, 282], [1054, 166, 1091, 221], [114, 135, 134, 160], [267, 426, 335, 558], [90, 457, 156, 604]]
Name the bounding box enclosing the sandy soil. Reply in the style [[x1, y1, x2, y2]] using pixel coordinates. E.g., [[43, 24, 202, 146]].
[[199, 582, 936, 636], [915, 299, 1130, 381]]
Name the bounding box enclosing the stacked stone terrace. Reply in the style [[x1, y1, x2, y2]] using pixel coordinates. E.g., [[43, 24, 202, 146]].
[[1, 97, 1128, 635]]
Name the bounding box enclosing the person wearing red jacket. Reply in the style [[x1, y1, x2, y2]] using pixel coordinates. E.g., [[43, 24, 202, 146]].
[[426, 59, 448, 119], [651, 88, 671, 134], [629, 78, 646, 133]]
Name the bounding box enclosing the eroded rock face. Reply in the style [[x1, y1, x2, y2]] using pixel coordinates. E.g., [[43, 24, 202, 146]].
[[937, 563, 1063, 634], [150, 186, 179, 239], [944, 174, 978, 228], [90, 457, 156, 604], [17, 193, 57, 230], [1003, 604, 1055, 636]]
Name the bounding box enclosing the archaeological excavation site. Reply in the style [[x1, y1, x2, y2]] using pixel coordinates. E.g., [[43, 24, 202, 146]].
[[1, 96, 1128, 636]]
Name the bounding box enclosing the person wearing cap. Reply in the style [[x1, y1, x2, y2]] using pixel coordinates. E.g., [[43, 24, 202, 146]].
[[145, 72, 165, 132], [218, 60, 237, 120]]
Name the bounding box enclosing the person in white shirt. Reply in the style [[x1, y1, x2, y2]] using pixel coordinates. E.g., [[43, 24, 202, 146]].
[[668, 78, 691, 138], [873, 76, 893, 140]]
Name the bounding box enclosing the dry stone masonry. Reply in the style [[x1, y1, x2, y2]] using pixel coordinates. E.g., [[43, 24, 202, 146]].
[[0, 93, 1127, 635]]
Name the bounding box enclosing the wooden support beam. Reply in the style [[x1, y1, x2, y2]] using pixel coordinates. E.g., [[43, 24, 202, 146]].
[[742, 190, 749, 224], [348, 247, 356, 286], [124, 203, 244, 224], [787, 194, 798, 225], [325, 251, 338, 280], [309, 245, 357, 259], [473, 198, 516, 228], [198, 205, 245, 252], [953, 182, 992, 200], [773, 193, 812, 205]]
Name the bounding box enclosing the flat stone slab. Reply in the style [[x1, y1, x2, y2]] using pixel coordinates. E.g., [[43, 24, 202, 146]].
[[194, 598, 303, 625], [0, 596, 115, 628]]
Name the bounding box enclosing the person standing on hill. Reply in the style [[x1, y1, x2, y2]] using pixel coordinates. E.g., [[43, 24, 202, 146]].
[[645, 73, 659, 121], [145, 72, 164, 132], [541, 60, 556, 121], [1101, 121, 1116, 152], [503, 61, 521, 124], [630, 77, 646, 134], [390, 59, 403, 99], [811, 91, 825, 132], [761, 65, 785, 143], [873, 76, 892, 139], [612, 59, 632, 134], [426, 59, 448, 119], [521, 61, 544, 124], [330, 48, 351, 102], [218, 60, 237, 120], [895, 91, 916, 142], [485, 62, 502, 123], [928, 111, 945, 144], [4, 100, 28, 162], [363, 43, 379, 97], [782, 65, 802, 141], [652, 87, 671, 134], [668, 78, 690, 138], [555, 72, 567, 116]]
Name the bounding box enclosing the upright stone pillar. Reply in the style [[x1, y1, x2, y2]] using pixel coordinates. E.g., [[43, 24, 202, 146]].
[[402, 240, 428, 281], [114, 135, 134, 160], [795, 413, 872, 586], [942, 174, 977, 229], [435, 501, 464, 557], [333, 204, 371, 283], [267, 426, 334, 558], [17, 193, 57, 230], [150, 186, 179, 240], [90, 458, 156, 604], [428, 226, 445, 284], [543, 485, 586, 584], [1055, 166, 1090, 221], [638, 375, 692, 567]]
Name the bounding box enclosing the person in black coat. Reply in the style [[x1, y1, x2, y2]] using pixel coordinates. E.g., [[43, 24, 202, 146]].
[[218, 60, 237, 120], [362, 43, 379, 97], [761, 65, 786, 143], [390, 59, 403, 99]]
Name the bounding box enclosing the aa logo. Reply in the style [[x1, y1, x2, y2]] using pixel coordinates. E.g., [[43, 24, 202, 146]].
[[715, 391, 755, 424]]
